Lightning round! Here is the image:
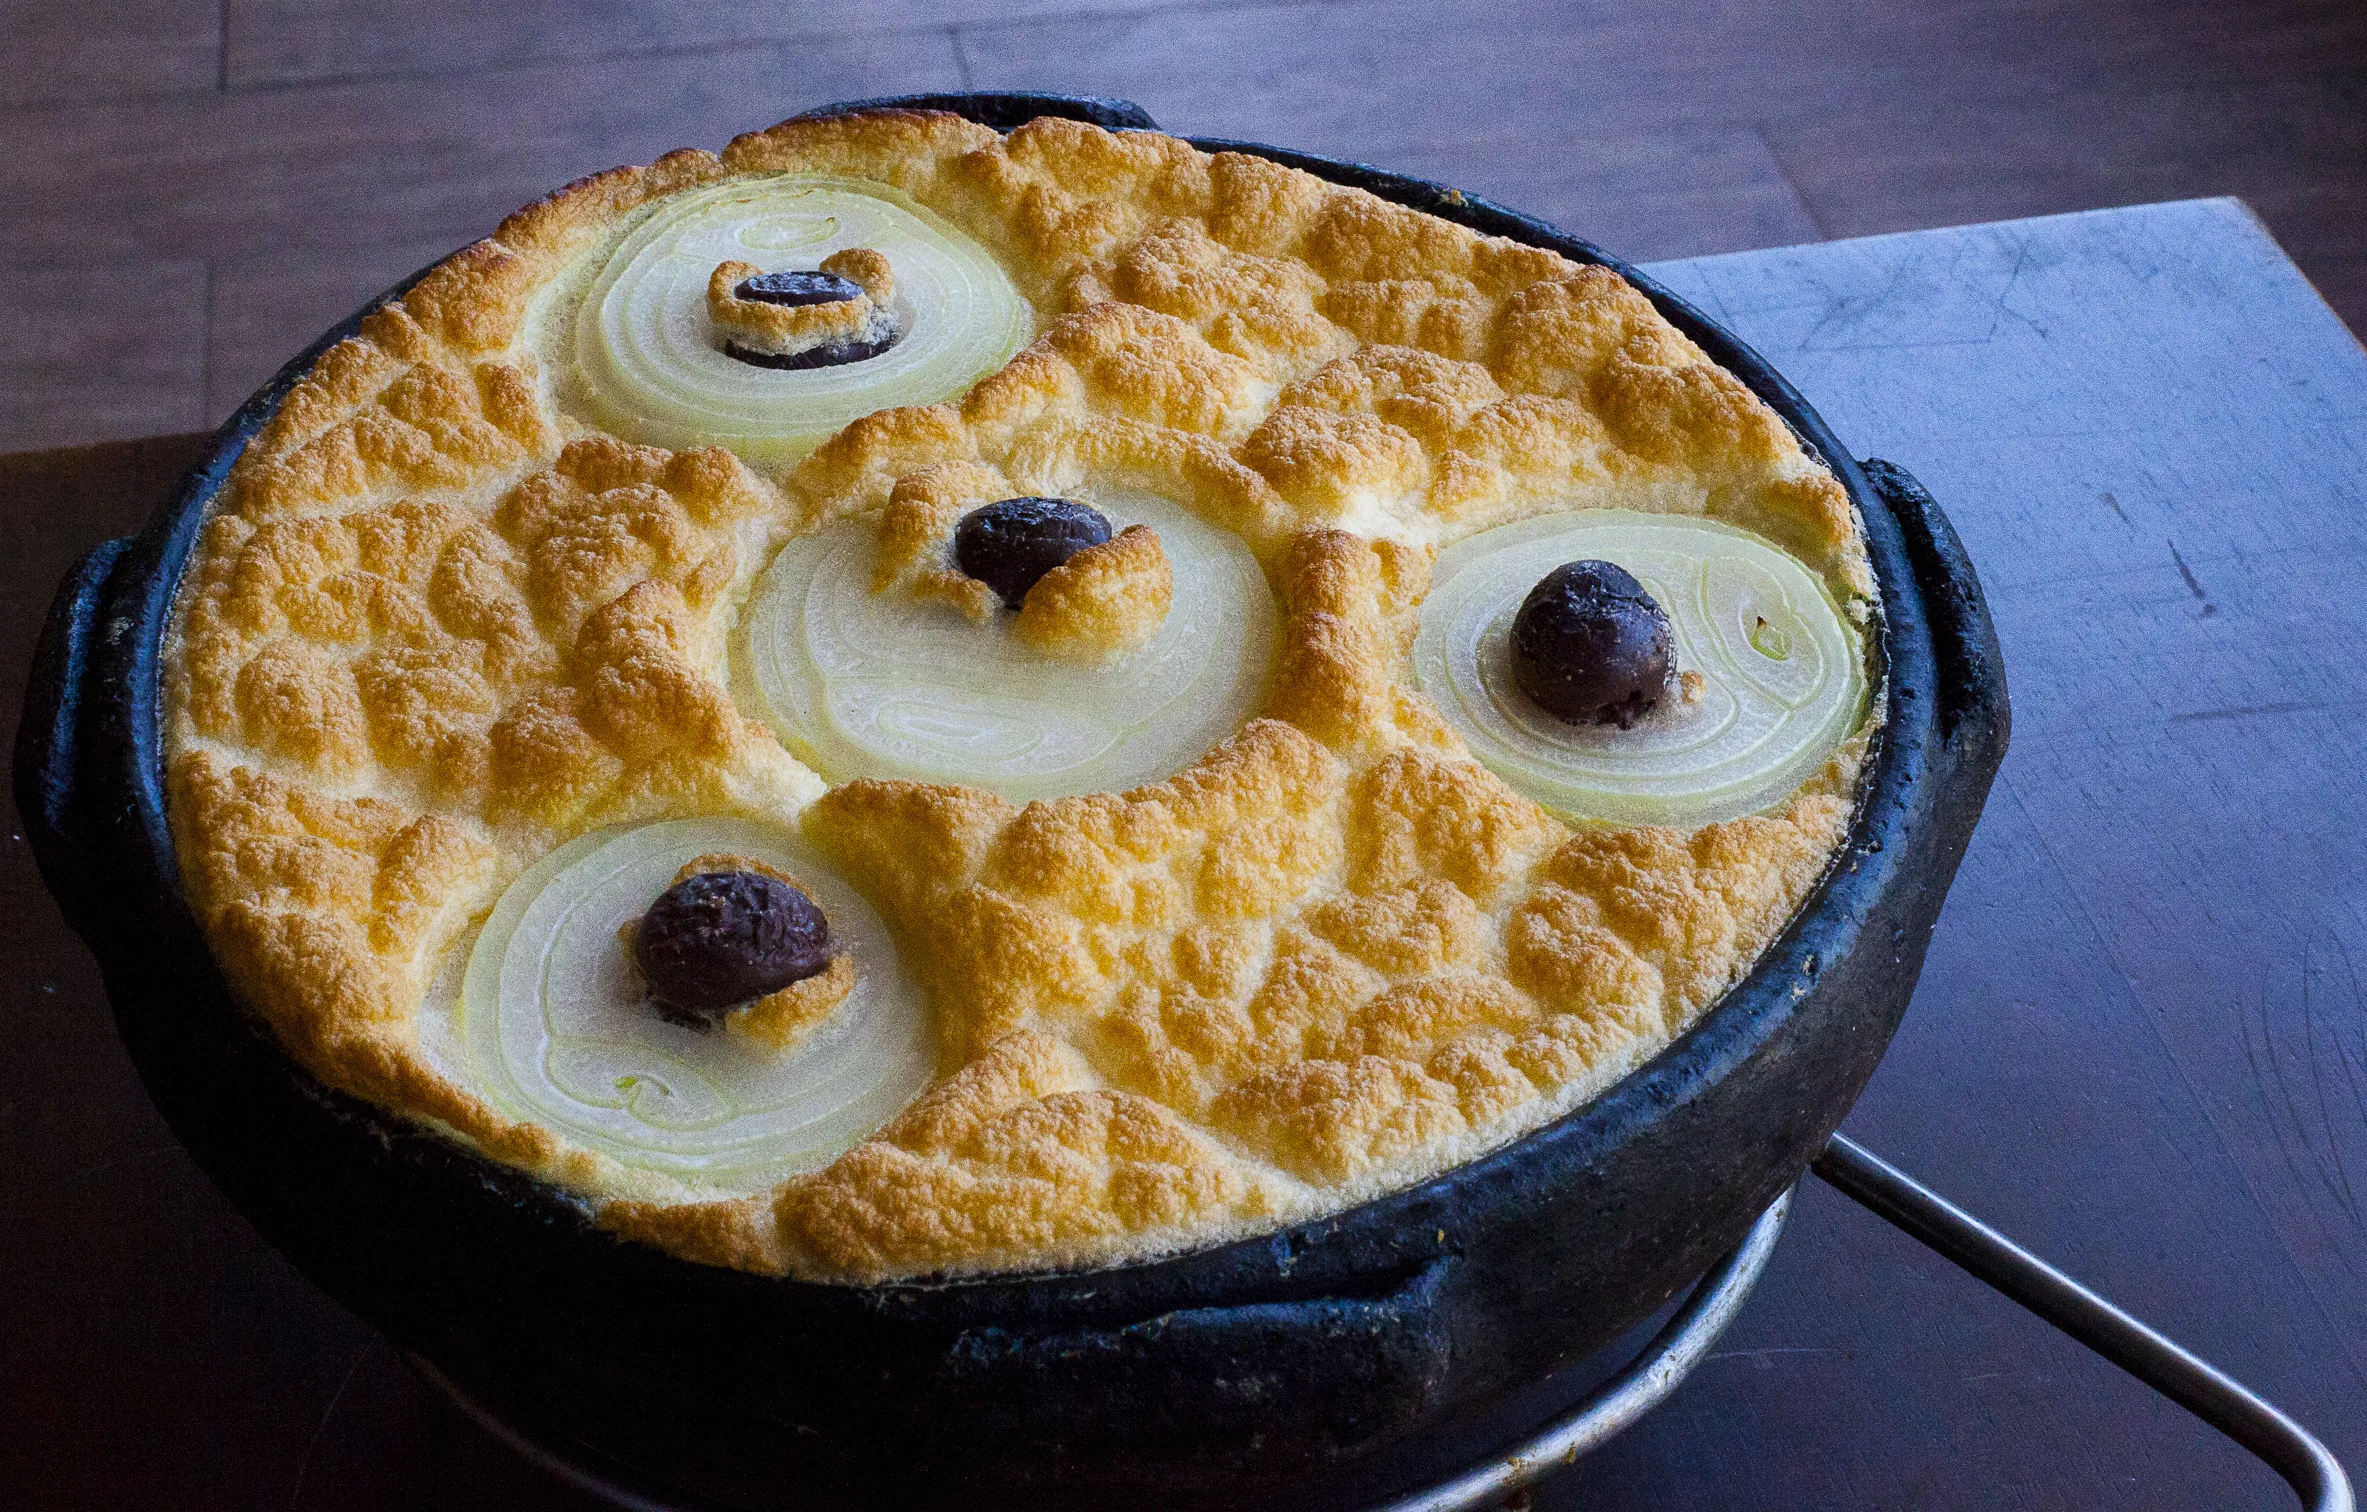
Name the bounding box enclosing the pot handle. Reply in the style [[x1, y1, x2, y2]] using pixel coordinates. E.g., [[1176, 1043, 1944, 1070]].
[[1860, 458, 2011, 758], [788, 91, 1160, 133], [13, 536, 134, 944], [921, 1256, 1457, 1473]]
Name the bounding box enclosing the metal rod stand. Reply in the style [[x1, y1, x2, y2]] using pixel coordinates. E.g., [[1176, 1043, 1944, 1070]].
[[421, 1140, 2353, 1512], [1812, 1134, 2353, 1512]]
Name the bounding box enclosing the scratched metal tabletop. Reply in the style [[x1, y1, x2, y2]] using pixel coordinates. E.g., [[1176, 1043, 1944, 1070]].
[[3, 197, 2362, 1509]]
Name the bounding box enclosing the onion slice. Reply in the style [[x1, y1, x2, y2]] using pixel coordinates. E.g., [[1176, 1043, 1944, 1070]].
[[736, 489, 1276, 801], [1414, 511, 1868, 827], [563, 175, 1033, 462], [455, 817, 934, 1193]]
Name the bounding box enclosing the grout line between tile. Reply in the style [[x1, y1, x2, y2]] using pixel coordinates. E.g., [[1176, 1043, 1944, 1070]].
[[950, 25, 976, 90], [1754, 119, 1830, 242]]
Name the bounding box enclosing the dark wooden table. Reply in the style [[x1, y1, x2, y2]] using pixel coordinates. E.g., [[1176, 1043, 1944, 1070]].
[[5, 198, 2364, 1510], [7, 0, 2364, 460]]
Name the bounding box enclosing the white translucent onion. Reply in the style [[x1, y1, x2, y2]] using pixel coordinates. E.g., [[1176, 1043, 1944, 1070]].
[[570, 175, 1033, 462], [456, 817, 934, 1193], [737, 490, 1276, 801], [1413, 511, 1868, 827]]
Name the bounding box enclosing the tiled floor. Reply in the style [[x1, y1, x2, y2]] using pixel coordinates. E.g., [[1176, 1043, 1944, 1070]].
[[2, 1, 2363, 448]]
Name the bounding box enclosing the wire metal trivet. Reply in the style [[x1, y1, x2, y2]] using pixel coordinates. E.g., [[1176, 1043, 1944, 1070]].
[[410, 1136, 2352, 1512]]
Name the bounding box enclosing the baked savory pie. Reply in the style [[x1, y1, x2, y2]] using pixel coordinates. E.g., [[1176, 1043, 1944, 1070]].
[[164, 110, 1876, 1281]]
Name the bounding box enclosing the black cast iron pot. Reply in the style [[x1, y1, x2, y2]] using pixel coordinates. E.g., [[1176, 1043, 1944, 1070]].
[[14, 93, 2008, 1511]]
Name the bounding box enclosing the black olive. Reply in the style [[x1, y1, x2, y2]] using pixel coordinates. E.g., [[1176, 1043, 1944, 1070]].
[[723, 271, 899, 369], [953, 497, 1115, 610], [633, 870, 831, 1025], [1509, 560, 1672, 728], [734, 270, 865, 307], [723, 332, 901, 370]]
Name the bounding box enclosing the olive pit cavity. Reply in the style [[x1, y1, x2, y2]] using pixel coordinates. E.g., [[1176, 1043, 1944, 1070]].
[[1510, 560, 1673, 728]]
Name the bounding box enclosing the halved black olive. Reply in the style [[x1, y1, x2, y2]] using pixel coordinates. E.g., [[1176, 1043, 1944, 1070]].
[[734, 270, 866, 307], [953, 497, 1115, 610], [723, 333, 901, 370], [1510, 560, 1672, 728], [634, 870, 831, 1026], [723, 271, 899, 368]]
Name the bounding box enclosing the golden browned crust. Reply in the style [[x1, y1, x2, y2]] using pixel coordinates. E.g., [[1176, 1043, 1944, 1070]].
[[869, 461, 1005, 621], [165, 110, 1875, 1280], [734, 953, 858, 1052], [1014, 524, 1172, 663]]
